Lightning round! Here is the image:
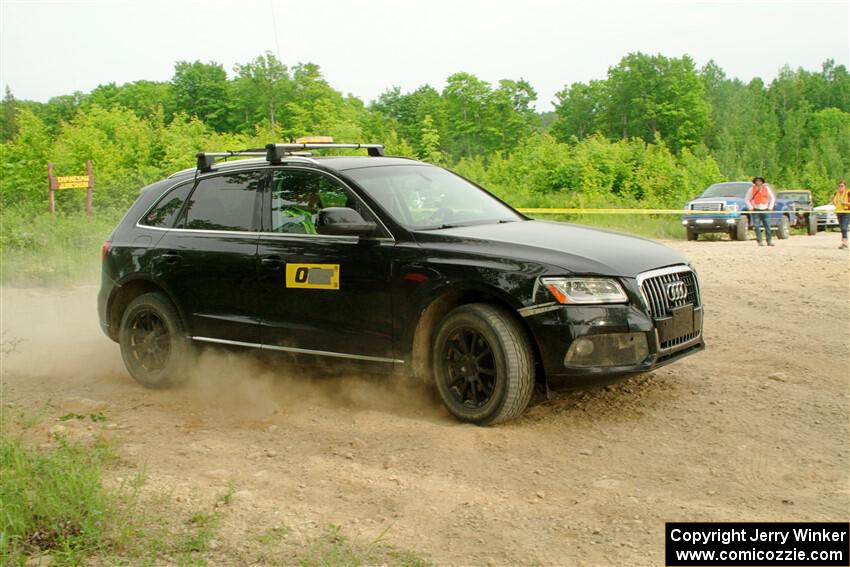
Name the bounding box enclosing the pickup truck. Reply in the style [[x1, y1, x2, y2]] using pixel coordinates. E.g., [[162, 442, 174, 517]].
[[681, 181, 795, 241], [776, 189, 817, 236]]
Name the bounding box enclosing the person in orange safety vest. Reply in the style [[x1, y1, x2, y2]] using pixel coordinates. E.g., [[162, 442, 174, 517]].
[[832, 179, 849, 249], [744, 176, 776, 247]]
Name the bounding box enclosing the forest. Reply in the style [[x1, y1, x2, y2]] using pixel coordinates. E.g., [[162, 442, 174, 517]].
[[0, 51, 848, 281]]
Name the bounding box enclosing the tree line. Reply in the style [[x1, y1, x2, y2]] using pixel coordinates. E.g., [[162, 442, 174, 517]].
[[1, 51, 848, 218]]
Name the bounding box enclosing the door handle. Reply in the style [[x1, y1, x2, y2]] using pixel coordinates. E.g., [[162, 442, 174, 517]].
[[260, 255, 283, 267], [161, 252, 181, 265]]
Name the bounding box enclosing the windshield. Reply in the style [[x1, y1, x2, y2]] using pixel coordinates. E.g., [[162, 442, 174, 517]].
[[701, 182, 751, 198], [779, 192, 810, 203], [345, 165, 523, 229]]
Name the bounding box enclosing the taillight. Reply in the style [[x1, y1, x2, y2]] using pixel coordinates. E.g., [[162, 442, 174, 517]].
[[102, 241, 111, 261]]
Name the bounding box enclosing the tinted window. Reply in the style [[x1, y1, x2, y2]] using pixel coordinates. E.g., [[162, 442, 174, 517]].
[[268, 169, 375, 234], [182, 171, 263, 231], [142, 183, 193, 228]]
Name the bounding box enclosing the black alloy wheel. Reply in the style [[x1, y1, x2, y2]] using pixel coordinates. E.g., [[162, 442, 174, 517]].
[[432, 303, 534, 425], [442, 326, 498, 410], [126, 309, 171, 373], [119, 292, 188, 389]]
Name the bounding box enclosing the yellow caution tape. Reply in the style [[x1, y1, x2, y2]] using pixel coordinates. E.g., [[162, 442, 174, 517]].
[[517, 208, 793, 215]]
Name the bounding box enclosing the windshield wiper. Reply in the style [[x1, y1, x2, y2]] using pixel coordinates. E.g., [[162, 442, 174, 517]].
[[416, 221, 476, 230]]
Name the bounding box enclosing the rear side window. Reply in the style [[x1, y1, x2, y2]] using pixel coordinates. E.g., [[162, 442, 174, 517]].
[[181, 171, 264, 231], [142, 183, 193, 228]]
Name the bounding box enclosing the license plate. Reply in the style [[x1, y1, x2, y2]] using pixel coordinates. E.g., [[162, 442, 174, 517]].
[[657, 304, 694, 342]]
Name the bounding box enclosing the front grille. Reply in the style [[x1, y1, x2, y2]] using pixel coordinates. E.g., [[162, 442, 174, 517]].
[[659, 328, 701, 350], [640, 268, 700, 319], [690, 201, 724, 212], [639, 267, 702, 352]]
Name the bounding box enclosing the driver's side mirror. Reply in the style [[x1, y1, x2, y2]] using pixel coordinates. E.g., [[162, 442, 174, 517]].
[[316, 207, 378, 237]]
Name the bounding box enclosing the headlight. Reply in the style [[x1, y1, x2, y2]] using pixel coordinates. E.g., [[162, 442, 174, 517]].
[[541, 277, 628, 305], [726, 203, 738, 212]]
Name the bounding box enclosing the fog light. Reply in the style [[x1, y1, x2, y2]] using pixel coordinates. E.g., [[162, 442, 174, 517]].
[[564, 333, 649, 368], [726, 219, 736, 224], [572, 338, 594, 356]]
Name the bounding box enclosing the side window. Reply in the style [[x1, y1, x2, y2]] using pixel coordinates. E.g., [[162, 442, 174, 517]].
[[142, 183, 193, 228], [181, 171, 263, 231], [269, 170, 376, 234]]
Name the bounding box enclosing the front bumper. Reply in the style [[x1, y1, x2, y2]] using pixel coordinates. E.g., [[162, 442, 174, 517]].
[[681, 215, 739, 233], [525, 301, 704, 391], [817, 214, 839, 227]]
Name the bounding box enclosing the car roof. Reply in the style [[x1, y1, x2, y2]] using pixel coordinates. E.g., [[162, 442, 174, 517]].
[[168, 155, 424, 180]]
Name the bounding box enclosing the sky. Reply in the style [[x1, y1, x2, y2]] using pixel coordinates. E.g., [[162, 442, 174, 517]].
[[1, 0, 848, 112]]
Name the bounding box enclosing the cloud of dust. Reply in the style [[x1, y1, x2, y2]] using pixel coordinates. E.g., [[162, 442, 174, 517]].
[[180, 347, 440, 422], [1, 286, 126, 383], [1, 285, 441, 423]]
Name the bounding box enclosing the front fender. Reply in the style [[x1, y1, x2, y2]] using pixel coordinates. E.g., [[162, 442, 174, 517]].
[[393, 256, 548, 360]]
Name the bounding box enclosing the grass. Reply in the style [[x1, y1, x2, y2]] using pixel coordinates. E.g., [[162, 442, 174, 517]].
[[527, 212, 687, 240], [0, 435, 140, 565], [0, 392, 430, 566], [299, 524, 430, 567], [0, 432, 231, 566], [0, 210, 120, 286]]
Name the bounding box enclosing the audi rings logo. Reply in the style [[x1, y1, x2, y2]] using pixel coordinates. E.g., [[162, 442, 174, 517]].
[[665, 281, 688, 302]]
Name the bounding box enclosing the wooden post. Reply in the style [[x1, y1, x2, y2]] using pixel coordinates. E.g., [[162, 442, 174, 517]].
[[47, 162, 57, 215], [85, 159, 93, 217]]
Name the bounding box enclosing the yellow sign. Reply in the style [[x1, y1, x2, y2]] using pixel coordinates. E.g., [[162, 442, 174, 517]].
[[57, 175, 90, 189], [285, 263, 340, 290]]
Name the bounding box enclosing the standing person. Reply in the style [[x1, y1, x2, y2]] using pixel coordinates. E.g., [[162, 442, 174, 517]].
[[745, 176, 776, 246], [833, 180, 850, 249]]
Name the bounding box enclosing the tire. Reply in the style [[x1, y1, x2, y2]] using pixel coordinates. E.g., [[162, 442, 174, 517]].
[[432, 303, 534, 425], [686, 228, 698, 241], [734, 216, 748, 241], [807, 213, 817, 236], [777, 215, 790, 239], [119, 292, 189, 389]]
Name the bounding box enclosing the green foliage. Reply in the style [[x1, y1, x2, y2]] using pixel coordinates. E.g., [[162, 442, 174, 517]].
[[454, 133, 722, 210], [0, 209, 119, 285], [0, 435, 140, 564], [1, 52, 848, 276], [1, 109, 52, 214], [419, 114, 445, 165], [553, 53, 710, 153], [1, 86, 18, 141], [172, 60, 233, 132]]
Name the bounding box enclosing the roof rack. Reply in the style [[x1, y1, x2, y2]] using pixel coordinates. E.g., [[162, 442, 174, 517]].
[[266, 143, 384, 162], [195, 142, 385, 172]]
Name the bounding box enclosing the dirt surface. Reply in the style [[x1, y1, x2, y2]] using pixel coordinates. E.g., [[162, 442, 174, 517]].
[[2, 232, 849, 566]]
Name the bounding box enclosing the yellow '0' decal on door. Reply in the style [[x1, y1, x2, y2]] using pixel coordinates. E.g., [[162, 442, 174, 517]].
[[285, 263, 340, 290]]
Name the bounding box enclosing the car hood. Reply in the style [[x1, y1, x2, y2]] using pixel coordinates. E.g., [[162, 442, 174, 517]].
[[413, 220, 688, 278]]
